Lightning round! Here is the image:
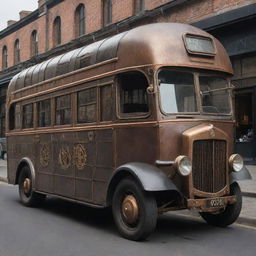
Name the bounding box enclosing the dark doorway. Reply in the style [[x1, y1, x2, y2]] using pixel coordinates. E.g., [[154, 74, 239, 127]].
[[235, 89, 256, 162]]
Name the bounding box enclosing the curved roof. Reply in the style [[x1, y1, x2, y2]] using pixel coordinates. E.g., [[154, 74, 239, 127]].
[[8, 23, 233, 94]]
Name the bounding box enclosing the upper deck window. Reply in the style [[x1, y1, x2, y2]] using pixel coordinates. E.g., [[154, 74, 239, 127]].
[[159, 70, 197, 114], [38, 99, 51, 127], [118, 72, 149, 115], [184, 34, 215, 56], [56, 95, 71, 125], [23, 104, 33, 129], [78, 88, 97, 123]]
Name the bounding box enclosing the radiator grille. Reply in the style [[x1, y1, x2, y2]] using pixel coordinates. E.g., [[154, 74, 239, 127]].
[[192, 140, 227, 193]]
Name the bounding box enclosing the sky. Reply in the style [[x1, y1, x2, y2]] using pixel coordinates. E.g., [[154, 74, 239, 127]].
[[0, 0, 38, 31]]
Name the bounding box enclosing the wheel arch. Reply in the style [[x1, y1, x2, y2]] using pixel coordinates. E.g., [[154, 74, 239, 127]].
[[106, 162, 181, 206]]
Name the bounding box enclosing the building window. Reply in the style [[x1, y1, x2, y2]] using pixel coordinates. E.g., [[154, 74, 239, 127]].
[[31, 30, 38, 56], [75, 4, 85, 37], [2, 46, 8, 69], [14, 39, 20, 64], [102, 0, 112, 26], [56, 94, 71, 125], [38, 99, 51, 127], [134, 0, 145, 13], [78, 88, 97, 123], [53, 16, 61, 46]]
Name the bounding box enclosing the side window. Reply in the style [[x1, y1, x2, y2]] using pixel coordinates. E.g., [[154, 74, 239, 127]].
[[23, 103, 33, 129], [38, 99, 51, 127], [100, 85, 113, 121], [119, 72, 149, 115], [77, 88, 97, 123], [56, 95, 71, 125], [9, 103, 21, 130]]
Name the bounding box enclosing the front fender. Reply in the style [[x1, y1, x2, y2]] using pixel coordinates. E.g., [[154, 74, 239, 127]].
[[108, 162, 180, 192], [230, 165, 252, 183]]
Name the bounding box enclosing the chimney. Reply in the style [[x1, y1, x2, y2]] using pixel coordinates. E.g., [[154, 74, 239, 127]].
[[19, 10, 32, 20], [38, 0, 46, 8], [7, 20, 17, 27], [38, 0, 47, 15]]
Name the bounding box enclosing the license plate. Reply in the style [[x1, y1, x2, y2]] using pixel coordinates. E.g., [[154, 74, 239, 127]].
[[206, 198, 224, 208]]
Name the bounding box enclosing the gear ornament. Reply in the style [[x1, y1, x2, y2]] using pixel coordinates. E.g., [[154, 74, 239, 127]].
[[40, 144, 50, 167], [59, 146, 72, 169], [73, 144, 87, 170]]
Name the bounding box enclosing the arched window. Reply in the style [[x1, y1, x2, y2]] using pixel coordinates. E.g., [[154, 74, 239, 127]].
[[2, 46, 8, 69], [14, 39, 20, 64], [31, 30, 38, 56], [75, 4, 85, 37], [134, 0, 145, 14], [102, 0, 112, 26], [53, 16, 61, 46]]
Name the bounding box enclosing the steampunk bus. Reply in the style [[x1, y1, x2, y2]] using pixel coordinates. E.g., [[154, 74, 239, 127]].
[[6, 23, 251, 240]]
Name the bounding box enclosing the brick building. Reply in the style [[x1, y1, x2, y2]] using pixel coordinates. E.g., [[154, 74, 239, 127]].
[[0, 0, 256, 160]]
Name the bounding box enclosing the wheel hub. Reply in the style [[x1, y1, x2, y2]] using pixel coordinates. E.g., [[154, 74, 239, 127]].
[[23, 178, 31, 194], [121, 195, 139, 225]]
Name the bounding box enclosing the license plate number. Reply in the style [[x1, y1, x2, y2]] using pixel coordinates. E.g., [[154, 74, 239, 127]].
[[206, 198, 224, 208]]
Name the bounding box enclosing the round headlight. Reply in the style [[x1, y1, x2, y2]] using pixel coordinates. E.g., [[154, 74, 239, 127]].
[[175, 156, 192, 176], [229, 154, 244, 172]]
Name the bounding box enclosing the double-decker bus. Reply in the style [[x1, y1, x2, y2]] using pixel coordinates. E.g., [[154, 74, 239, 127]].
[[6, 23, 251, 240]]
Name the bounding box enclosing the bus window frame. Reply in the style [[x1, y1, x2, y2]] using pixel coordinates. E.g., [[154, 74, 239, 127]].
[[157, 68, 200, 116], [157, 67, 233, 118], [99, 81, 115, 124], [116, 70, 152, 120]]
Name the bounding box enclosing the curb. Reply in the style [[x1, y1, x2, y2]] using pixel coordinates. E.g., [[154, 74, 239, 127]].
[[236, 216, 256, 227], [169, 210, 256, 228], [0, 176, 7, 183], [242, 192, 256, 198]]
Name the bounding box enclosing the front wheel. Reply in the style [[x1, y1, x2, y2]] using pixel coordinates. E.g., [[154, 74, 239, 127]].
[[200, 182, 242, 227], [18, 166, 46, 207], [112, 178, 158, 241]]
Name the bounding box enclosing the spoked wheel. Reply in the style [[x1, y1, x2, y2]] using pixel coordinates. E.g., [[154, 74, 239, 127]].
[[200, 182, 242, 227], [18, 166, 46, 207], [112, 178, 157, 241]]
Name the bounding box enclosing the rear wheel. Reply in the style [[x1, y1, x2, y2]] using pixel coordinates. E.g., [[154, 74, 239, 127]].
[[200, 182, 242, 227], [18, 166, 46, 207], [112, 178, 158, 241]]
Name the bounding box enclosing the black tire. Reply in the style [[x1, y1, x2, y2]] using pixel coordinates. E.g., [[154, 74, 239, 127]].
[[200, 182, 242, 227], [18, 166, 46, 207], [112, 178, 158, 241]]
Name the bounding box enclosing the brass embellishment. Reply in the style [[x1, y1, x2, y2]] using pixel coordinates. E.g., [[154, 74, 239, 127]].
[[40, 144, 50, 167], [73, 144, 87, 170], [208, 124, 215, 138], [59, 147, 72, 169], [209, 128, 215, 138]]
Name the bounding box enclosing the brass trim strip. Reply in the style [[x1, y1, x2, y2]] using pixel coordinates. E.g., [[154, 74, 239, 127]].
[[6, 121, 159, 136]]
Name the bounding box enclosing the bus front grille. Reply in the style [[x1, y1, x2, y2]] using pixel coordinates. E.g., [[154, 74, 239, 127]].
[[192, 140, 227, 193]]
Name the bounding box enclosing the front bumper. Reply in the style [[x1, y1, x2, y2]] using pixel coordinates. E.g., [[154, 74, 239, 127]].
[[187, 195, 237, 212]]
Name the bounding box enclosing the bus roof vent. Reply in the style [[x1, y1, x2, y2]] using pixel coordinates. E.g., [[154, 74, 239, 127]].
[[183, 33, 216, 57]]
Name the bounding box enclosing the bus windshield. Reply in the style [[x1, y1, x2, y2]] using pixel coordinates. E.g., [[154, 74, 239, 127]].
[[158, 69, 231, 115]]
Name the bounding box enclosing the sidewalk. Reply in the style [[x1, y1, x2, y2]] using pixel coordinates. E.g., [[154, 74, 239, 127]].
[[0, 159, 255, 226]]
